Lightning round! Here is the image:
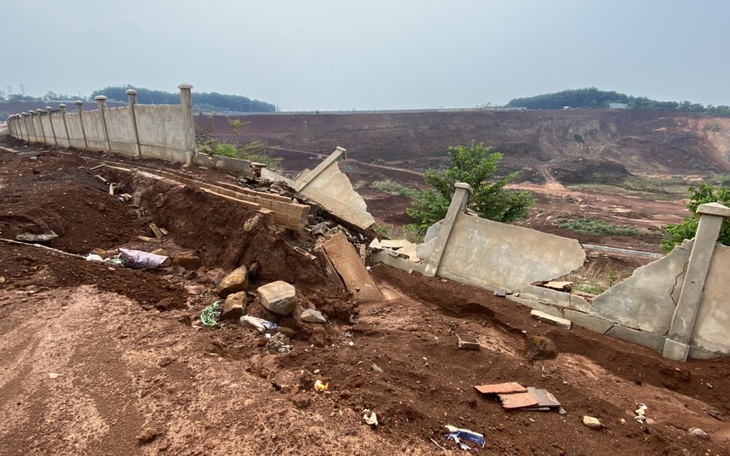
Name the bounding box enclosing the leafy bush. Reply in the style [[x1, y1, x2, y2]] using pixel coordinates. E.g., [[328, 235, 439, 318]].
[[661, 183, 730, 252], [407, 142, 534, 233], [214, 143, 238, 157]]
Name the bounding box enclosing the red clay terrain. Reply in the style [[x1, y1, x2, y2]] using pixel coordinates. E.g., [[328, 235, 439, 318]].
[[1, 134, 729, 455]]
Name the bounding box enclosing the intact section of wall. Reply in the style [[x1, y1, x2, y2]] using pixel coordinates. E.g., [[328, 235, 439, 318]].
[[65, 112, 86, 149], [104, 107, 137, 156], [591, 240, 691, 334], [436, 213, 585, 291], [84, 110, 107, 151], [50, 112, 69, 147], [40, 115, 53, 144], [135, 105, 187, 163], [691, 244, 730, 356]]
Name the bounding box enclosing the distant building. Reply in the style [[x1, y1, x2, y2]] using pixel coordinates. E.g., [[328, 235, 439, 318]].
[[608, 102, 629, 109]]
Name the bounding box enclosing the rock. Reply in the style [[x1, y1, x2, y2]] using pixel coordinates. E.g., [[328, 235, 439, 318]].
[[217, 266, 249, 298], [266, 332, 293, 354], [301, 309, 326, 323], [151, 249, 172, 267], [136, 427, 159, 443], [292, 393, 311, 409], [16, 232, 58, 243], [525, 335, 558, 360], [582, 416, 602, 429], [371, 363, 384, 373], [172, 255, 202, 270], [279, 326, 297, 339], [688, 427, 709, 440], [257, 281, 297, 315], [457, 335, 480, 351], [222, 291, 247, 320]]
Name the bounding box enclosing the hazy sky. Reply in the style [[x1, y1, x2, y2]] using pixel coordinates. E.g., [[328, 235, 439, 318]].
[[2, 0, 729, 111]]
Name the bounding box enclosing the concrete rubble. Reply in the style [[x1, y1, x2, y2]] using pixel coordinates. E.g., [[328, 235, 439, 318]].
[[257, 281, 297, 316]]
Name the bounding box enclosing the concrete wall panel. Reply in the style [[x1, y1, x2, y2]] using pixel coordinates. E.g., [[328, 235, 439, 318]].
[[50, 112, 69, 147], [135, 105, 186, 152], [591, 240, 691, 334], [437, 213, 585, 291], [104, 107, 137, 156], [64, 112, 86, 149], [39, 115, 54, 144], [691, 244, 730, 355], [32, 116, 43, 143], [83, 110, 107, 151]]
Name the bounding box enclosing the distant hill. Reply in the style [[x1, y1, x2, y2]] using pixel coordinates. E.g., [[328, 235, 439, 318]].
[[507, 88, 730, 117], [89, 86, 276, 114]]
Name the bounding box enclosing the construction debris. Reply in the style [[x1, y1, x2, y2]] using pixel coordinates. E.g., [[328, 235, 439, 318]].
[[322, 232, 383, 301], [530, 309, 572, 329], [217, 266, 249, 298], [582, 416, 603, 429], [456, 334, 480, 351], [301, 308, 327, 323], [258, 281, 297, 315]]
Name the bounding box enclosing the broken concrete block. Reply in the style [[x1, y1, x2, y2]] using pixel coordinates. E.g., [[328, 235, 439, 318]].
[[222, 291, 247, 320], [530, 309, 572, 330], [90, 248, 109, 259], [217, 266, 249, 298], [380, 239, 412, 249], [582, 416, 603, 429], [493, 288, 507, 297], [16, 232, 58, 243], [172, 255, 202, 270], [258, 281, 297, 316], [322, 232, 383, 301], [301, 309, 326, 323]]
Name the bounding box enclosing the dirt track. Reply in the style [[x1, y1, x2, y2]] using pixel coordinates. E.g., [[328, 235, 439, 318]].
[[1, 140, 729, 455]]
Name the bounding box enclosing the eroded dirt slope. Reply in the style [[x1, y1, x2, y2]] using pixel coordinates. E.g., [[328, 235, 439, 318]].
[[1, 144, 729, 455]]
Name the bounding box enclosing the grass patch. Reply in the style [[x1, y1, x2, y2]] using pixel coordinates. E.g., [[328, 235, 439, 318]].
[[560, 218, 642, 236], [370, 179, 420, 199], [569, 175, 689, 200]]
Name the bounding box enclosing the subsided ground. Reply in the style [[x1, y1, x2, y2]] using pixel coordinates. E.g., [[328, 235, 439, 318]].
[[1, 137, 729, 455]]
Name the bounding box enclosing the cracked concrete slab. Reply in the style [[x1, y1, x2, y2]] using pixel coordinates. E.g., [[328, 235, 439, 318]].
[[591, 240, 692, 334]]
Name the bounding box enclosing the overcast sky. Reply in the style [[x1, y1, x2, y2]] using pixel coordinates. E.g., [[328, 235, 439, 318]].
[[2, 0, 729, 111]]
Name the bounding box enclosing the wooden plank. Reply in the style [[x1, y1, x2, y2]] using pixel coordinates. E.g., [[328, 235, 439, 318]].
[[498, 391, 539, 409]]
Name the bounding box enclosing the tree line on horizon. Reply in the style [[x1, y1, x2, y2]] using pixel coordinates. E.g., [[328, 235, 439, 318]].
[[506, 87, 730, 116], [0, 85, 277, 114]]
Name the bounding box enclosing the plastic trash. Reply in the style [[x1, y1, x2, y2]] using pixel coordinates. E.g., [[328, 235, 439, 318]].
[[200, 301, 222, 327], [118, 248, 169, 269], [314, 380, 328, 392], [86, 254, 104, 262], [443, 425, 485, 451], [240, 315, 280, 334], [363, 409, 378, 426]]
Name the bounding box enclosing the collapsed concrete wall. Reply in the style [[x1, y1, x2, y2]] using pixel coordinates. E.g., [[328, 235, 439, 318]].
[[690, 244, 730, 357], [293, 147, 375, 231]]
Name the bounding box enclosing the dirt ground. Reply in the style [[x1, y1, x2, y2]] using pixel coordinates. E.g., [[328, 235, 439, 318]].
[[1, 139, 729, 455]]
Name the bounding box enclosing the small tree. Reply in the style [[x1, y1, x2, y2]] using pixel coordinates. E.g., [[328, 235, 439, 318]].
[[407, 142, 534, 232], [661, 183, 730, 252]]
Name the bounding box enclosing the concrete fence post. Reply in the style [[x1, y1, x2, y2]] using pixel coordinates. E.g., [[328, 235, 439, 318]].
[[36, 109, 47, 145], [46, 106, 58, 147], [178, 83, 195, 165], [59, 104, 70, 148], [423, 182, 474, 277], [126, 89, 141, 156], [7, 116, 15, 138], [663, 202, 730, 361], [95, 95, 111, 152], [75, 100, 88, 149]]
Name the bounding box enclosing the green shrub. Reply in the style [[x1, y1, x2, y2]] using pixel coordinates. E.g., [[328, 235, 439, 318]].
[[560, 218, 642, 236]]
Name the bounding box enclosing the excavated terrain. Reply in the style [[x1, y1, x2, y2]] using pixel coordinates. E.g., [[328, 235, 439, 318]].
[[1, 136, 729, 455]]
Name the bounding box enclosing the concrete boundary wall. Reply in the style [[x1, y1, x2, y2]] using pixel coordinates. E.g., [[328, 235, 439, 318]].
[[6, 83, 253, 176], [373, 183, 730, 361]]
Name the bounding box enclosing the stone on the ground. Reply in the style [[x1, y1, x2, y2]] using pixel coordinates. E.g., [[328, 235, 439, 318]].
[[151, 249, 172, 267], [688, 427, 709, 439], [457, 337, 480, 351], [173, 255, 202, 270], [217, 266, 249, 298], [16, 232, 58, 243], [257, 281, 297, 315], [301, 308, 326, 323], [583, 416, 602, 429], [222, 291, 247, 320]]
